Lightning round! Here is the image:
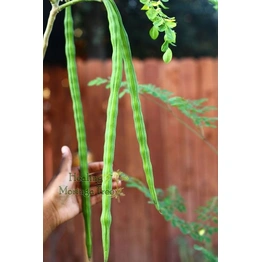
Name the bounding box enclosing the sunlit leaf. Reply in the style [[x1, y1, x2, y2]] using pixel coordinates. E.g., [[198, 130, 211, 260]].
[[163, 48, 172, 63], [146, 7, 158, 21], [149, 25, 159, 40], [88, 77, 108, 86]]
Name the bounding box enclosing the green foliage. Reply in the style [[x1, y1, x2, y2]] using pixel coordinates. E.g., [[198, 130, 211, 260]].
[[196, 197, 218, 224], [163, 47, 173, 63], [194, 245, 218, 262], [88, 77, 108, 86], [176, 237, 218, 262], [125, 175, 218, 242], [177, 237, 203, 262], [88, 77, 218, 128], [44, 0, 218, 62], [139, 0, 177, 62], [209, 0, 218, 10], [124, 174, 218, 261]]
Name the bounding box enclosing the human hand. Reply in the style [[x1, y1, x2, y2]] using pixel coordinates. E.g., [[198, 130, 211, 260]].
[[43, 146, 121, 242]]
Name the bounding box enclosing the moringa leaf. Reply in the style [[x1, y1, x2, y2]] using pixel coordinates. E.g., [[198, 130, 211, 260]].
[[88, 77, 108, 86], [163, 48, 172, 63], [149, 25, 159, 40]]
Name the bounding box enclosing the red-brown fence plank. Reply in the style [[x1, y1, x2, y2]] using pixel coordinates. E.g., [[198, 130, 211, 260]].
[[158, 59, 184, 261], [198, 58, 218, 203], [198, 58, 218, 252], [179, 58, 199, 221], [142, 58, 169, 262]]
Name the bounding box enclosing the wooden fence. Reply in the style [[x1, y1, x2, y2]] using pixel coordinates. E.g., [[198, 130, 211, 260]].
[[43, 58, 218, 262]]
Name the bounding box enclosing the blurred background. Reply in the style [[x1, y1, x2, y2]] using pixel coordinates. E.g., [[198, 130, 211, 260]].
[[43, 0, 218, 261], [43, 0, 218, 64]]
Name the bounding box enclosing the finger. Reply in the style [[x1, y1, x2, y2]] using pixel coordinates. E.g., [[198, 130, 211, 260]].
[[70, 169, 102, 186], [89, 173, 102, 186], [88, 162, 104, 173], [90, 180, 122, 206], [88, 174, 122, 187], [71, 166, 80, 176], [89, 181, 121, 196], [91, 193, 102, 206], [58, 146, 73, 174]]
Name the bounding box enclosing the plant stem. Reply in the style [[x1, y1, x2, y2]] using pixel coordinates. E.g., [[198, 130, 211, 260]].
[[58, 0, 101, 12], [43, 0, 102, 60], [141, 93, 218, 155], [43, 4, 59, 59], [166, 104, 218, 155]]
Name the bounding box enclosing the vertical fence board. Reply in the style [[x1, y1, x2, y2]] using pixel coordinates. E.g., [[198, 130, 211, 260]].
[[198, 58, 218, 252], [126, 59, 152, 262], [143, 58, 169, 262], [198, 58, 218, 204], [179, 58, 199, 222], [158, 59, 183, 262]]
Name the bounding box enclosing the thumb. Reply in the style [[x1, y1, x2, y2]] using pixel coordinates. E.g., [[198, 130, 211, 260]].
[[59, 146, 73, 174]]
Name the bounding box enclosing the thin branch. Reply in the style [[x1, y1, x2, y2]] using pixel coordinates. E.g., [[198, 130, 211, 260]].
[[141, 93, 218, 155], [43, 0, 102, 60], [58, 0, 102, 12], [43, 4, 59, 59]]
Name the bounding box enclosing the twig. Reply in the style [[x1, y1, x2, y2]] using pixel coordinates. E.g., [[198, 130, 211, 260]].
[[141, 93, 218, 155], [43, 0, 102, 60], [43, 3, 59, 59], [58, 0, 101, 11]]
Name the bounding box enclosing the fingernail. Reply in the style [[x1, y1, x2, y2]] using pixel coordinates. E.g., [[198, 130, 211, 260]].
[[61, 146, 68, 156]]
